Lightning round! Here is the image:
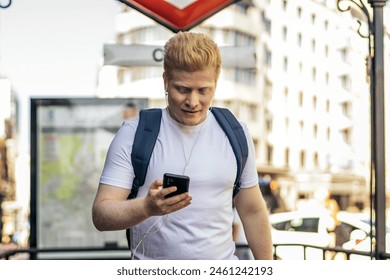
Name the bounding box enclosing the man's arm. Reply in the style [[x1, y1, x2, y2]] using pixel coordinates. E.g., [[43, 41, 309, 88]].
[[234, 185, 273, 260], [92, 180, 192, 231]]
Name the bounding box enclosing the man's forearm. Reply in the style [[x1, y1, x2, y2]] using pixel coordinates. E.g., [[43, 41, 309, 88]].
[[92, 197, 150, 231], [242, 212, 273, 260]]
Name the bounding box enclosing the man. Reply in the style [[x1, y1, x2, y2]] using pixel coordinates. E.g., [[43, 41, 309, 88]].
[[92, 32, 272, 260], [122, 101, 138, 121]]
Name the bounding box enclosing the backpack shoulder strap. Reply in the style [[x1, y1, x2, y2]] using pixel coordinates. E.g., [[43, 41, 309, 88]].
[[128, 108, 162, 250], [128, 108, 162, 199], [211, 107, 249, 198]]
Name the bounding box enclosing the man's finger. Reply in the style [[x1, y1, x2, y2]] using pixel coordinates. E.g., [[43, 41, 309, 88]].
[[150, 179, 163, 190]]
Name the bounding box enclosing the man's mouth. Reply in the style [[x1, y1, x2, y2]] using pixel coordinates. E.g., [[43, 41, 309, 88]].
[[182, 109, 199, 114]]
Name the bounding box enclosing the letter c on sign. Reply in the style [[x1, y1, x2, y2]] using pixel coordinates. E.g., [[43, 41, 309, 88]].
[[152, 48, 163, 62]]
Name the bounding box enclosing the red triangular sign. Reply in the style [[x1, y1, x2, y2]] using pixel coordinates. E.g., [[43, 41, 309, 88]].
[[119, 0, 239, 33]]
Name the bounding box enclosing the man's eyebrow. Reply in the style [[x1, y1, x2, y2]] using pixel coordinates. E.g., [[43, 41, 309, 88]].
[[173, 83, 214, 89]]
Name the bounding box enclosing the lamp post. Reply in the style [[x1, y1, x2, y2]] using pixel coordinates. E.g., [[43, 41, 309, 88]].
[[0, 0, 11, 9], [337, 0, 388, 260]]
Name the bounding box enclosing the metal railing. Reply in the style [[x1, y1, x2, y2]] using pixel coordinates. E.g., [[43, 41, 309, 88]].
[[0, 245, 132, 260], [1, 244, 390, 260], [271, 243, 383, 260]]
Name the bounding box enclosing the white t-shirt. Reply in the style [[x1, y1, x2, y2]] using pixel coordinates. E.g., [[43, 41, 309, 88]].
[[100, 108, 258, 259]]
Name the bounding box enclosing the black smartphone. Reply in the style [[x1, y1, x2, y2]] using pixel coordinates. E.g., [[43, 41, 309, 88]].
[[163, 173, 190, 198]]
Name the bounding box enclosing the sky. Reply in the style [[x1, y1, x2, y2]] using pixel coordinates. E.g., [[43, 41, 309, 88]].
[[0, 0, 122, 153], [0, 0, 121, 97]]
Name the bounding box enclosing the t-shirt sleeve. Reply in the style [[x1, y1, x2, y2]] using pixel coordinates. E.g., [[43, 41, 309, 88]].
[[238, 122, 259, 189], [99, 121, 137, 189]]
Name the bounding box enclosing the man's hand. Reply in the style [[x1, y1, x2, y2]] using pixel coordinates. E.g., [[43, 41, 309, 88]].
[[143, 179, 192, 216]]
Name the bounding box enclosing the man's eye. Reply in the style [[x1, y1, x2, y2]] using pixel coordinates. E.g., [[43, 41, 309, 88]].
[[178, 87, 190, 94], [199, 88, 209, 95]]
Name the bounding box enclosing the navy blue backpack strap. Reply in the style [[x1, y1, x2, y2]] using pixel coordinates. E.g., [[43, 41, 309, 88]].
[[128, 108, 162, 199], [211, 107, 249, 198], [127, 108, 162, 250]]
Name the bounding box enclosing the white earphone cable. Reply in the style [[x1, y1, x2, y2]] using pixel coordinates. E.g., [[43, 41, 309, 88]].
[[131, 215, 169, 260]]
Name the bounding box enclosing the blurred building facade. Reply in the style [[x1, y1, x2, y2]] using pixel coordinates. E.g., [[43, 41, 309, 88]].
[[97, 0, 390, 211], [0, 77, 22, 245]]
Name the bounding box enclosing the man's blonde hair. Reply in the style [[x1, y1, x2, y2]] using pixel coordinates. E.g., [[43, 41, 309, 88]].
[[163, 32, 222, 82]]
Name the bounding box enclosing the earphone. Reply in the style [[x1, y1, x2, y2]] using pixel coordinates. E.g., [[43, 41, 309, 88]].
[[165, 86, 169, 106], [131, 215, 169, 260]]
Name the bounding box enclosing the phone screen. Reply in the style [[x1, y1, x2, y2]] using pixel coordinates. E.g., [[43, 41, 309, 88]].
[[163, 173, 190, 198]]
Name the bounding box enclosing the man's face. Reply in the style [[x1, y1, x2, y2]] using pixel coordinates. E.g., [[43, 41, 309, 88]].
[[164, 68, 216, 126]]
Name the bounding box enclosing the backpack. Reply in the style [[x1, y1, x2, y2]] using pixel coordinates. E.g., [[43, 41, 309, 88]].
[[126, 107, 249, 249]]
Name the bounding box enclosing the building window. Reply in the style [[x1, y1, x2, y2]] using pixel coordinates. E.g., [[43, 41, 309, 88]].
[[311, 13, 316, 25], [265, 117, 273, 133], [340, 47, 349, 63], [264, 78, 272, 101], [224, 68, 256, 86], [282, 26, 287, 41], [326, 127, 331, 140], [222, 29, 256, 46], [261, 11, 272, 34], [117, 34, 124, 44], [341, 128, 351, 144], [300, 150, 306, 168], [283, 56, 288, 71], [326, 100, 330, 112], [235, 1, 251, 14], [285, 117, 289, 134], [266, 144, 274, 165], [325, 72, 330, 85], [340, 74, 351, 90], [130, 66, 161, 82], [248, 104, 257, 121], [324, 20, 329, 31], [297, 33, 302, 47], [284, 87, 289, 103], [312, 67, 317, 81], [313, 152, 319, 167], [313, 124, 318, 138], [264, 47, 272, 66], [129, 26, 170, 44], [299, 91, 304, 107], [324, 45, 329, 57], [297, 7, 302, 18], [285, 148, 290, 167], [118, 68, 125, 84], [235, 68, 257, 85], [312, 96, 317, 110], [341, 101, 352, 117], [282, 0, 287, 11], [311, 39, 316, 52]]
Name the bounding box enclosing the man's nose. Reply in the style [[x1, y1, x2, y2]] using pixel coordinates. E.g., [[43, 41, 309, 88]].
[[185, 92, 199, 108]]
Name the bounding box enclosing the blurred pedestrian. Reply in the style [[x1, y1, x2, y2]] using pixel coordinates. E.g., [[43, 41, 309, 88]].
[[122, 101, 138, 121]]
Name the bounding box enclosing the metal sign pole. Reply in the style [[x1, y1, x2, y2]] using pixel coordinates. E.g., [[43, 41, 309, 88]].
[[369, 0, 387, 260], [337, 0, 387, 259]]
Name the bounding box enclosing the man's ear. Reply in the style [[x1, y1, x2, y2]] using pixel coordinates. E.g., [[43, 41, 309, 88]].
[[162, 72, 168, 90]]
